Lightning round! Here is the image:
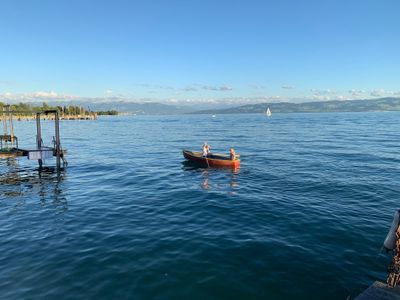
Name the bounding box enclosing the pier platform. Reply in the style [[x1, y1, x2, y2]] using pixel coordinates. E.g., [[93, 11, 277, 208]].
[[15, 114, 97, 121], [355, 282, 400, 300]]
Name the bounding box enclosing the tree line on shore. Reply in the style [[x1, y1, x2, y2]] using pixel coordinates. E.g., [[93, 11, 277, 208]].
[[0, 102, 118, 116]]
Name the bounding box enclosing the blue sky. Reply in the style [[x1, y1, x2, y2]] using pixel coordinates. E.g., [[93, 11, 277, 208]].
[[0, 0, 399, 105]]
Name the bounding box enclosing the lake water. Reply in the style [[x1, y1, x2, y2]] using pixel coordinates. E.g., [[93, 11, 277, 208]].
[[1, 112, 399, 299]]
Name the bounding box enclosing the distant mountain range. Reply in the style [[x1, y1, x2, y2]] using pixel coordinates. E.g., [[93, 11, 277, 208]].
[[84, 101, 194, 115], [191, 97, 400, 114], [17, 97, 400, 115], [30, 100, 195, 115]]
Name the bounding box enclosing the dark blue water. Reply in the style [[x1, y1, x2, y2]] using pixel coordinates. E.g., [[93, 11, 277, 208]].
[[1, 112, 399, 299]]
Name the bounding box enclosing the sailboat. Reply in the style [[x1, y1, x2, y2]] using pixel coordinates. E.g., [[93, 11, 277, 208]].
[[265, 107, 272, 116]]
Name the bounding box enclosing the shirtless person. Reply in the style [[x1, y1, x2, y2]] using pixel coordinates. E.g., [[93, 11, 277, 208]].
[[230, 148, 240, 160], [202, 142, 210, 157]]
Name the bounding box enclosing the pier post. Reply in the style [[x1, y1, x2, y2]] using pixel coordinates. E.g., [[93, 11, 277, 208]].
[[36, 113, 43, 170], [2, 106, 7, 136], [54, 111, 61, 170], [7, 106, 14, 145]]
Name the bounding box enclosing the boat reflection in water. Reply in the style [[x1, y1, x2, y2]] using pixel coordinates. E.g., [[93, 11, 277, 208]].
[[0, 158, 68, 213], [181, 160, 240, 194]]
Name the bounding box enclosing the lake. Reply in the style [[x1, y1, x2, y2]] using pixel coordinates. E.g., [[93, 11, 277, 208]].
[[1, 112, 399, 299]]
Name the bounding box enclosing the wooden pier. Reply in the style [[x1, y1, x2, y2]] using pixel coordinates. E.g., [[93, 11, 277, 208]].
[[1, 105, 18, 157], [1, 105, 67, 171], [14, 113, 97, 121]]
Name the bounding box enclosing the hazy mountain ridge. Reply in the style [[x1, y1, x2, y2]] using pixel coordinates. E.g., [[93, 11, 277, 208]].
[[190, 97, 400, 114], [11, 97, 400, 115], [25, 101, 196, 115]]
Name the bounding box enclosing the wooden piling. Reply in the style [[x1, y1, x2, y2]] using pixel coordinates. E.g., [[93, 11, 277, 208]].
[[36, 112, 43, 169], [2, 106, 7, 136], [8, 106, 14, 144], [55, 111, 61, 170]]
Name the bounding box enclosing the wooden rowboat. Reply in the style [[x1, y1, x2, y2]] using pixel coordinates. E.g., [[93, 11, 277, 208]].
[[182, 150, 240, 168]]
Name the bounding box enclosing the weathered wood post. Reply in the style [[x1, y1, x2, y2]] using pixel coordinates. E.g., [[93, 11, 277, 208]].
[[7, 105, 14, 145], [36, 112, 43, 169], [55, 111, 61, 170], [2, 106, 7, 136]]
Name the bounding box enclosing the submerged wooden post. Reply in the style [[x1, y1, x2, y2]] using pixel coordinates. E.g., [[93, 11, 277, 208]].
[[36, 112, 43, 169], [54, 111, 61, 170]]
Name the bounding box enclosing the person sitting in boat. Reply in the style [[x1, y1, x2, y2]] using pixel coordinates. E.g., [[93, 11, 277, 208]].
[[230, 148, 240, 160], [202, 142, 210, 157]]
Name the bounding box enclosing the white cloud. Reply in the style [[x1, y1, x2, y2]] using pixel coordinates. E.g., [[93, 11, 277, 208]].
[[201, 85, 233, 91], [249, 84, 266, 89], [310, 93, 352, 101], [311, 95, 331, 101], [219, 86, 233, 91], [370, 89, 400, 97], [136, 84, 174, 90], [310, 89, 336, 95], [136, 83, 234, 92], [1, 91, 79, 102], [157, 85, 174, 90], [2, 86, 398, 107], [348, 89, 366, 97], [182, 86, 198, 92], [370, 89, 386, 97], [35, 91, 58, 98]]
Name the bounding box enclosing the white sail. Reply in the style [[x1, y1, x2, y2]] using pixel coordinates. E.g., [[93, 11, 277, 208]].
[[266, 107, 272, 116]]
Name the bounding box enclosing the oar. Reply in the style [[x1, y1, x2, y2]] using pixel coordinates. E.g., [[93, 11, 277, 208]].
[[203, 144, 210, 168], [205, 155, 210, 168]]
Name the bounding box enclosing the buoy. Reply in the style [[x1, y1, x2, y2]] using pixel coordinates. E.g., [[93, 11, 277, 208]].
[[384, 210, 400, 250]]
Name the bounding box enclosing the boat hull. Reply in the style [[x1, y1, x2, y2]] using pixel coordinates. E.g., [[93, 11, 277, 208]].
[[182, 150, 240, 168]]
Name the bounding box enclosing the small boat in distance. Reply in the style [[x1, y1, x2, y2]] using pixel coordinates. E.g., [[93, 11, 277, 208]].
[[265, 107, 272, 116], [182, 150, 240, 168]]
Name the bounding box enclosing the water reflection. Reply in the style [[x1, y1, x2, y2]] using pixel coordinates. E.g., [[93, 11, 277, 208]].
[[201, 169, 210, 189], [182, 160, 240, 193], [0, 158, 68, 213]]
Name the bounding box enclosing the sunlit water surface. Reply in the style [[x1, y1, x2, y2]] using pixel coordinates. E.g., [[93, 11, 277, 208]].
[[1, 112, 399, 299]]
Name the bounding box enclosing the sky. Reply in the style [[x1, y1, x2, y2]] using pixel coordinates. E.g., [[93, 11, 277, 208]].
[[0, 0, 399, 105]]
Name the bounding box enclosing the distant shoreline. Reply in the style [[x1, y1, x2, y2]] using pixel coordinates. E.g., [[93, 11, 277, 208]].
[[12, 114, 97, 121], [0, 103, 117, 120], [190, 97, 400, 115]]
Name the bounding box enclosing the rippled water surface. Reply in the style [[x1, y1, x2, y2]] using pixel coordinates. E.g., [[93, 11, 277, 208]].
[[1, 112, 399, 299]]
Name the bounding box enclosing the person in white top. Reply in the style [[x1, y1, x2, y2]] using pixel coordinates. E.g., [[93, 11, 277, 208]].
[[202, 142, 210, 157]]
